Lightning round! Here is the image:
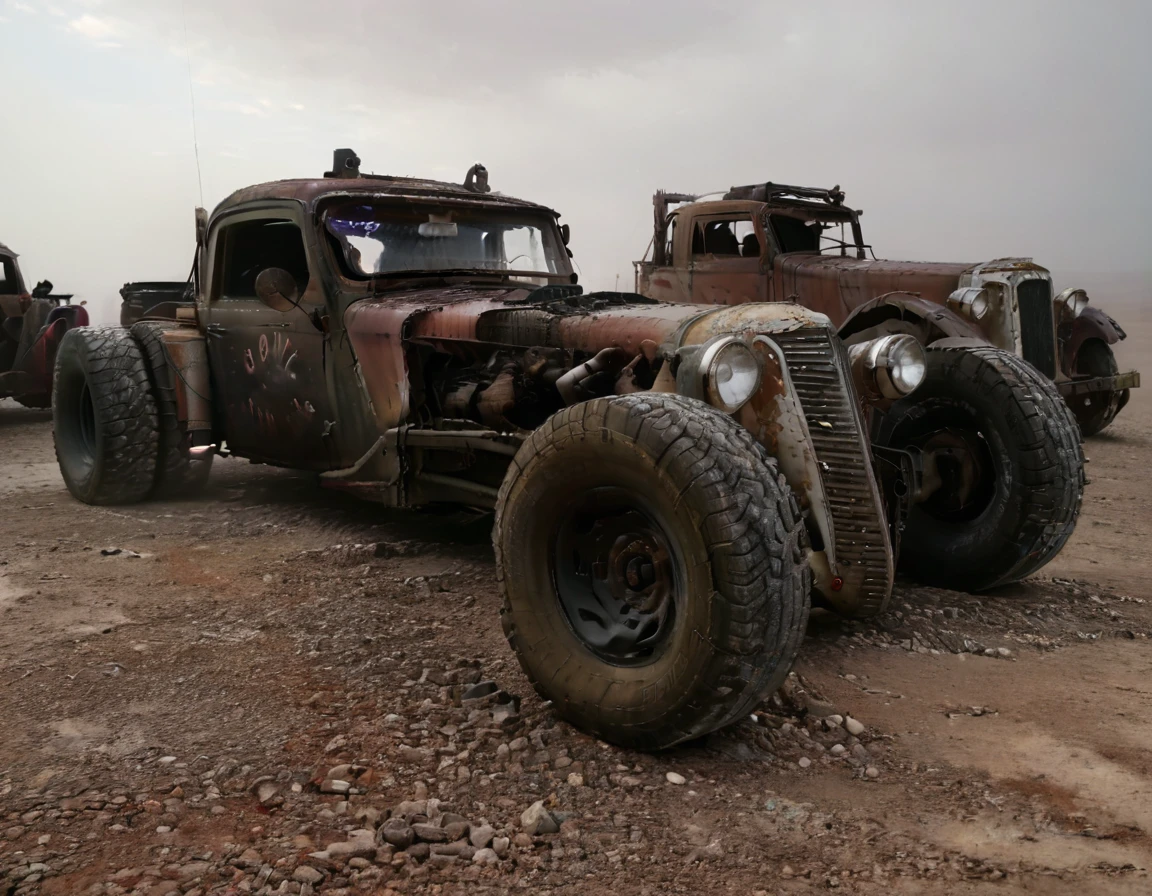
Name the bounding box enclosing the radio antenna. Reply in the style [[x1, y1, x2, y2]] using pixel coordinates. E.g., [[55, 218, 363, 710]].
[[181, 0, 204, 207]]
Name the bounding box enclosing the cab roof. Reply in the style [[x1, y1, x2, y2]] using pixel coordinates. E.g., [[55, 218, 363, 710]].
[[212, 175, 560, 220]]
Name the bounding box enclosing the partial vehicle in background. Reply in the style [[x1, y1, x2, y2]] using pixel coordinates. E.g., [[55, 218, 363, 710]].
[[635, 182, 1138, 437], [120, 281, 194, 328], [0, 242, 88, 408]]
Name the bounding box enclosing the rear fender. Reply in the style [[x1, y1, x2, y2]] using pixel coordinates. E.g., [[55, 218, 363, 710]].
[[838, 292, 987, 345], [1062, 306, 1126, 375]]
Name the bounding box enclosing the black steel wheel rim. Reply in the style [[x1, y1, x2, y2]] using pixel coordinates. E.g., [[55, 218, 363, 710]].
[[551, 487, 683, 666], [898, 408, 998, 523]]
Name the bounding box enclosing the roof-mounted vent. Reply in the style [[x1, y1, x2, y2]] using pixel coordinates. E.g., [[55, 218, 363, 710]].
[[325, 148, 361, 179], [464, 163, 491, 193]]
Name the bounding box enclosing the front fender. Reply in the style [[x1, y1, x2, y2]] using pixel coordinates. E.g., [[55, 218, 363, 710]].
[[1063, 306, 1126, 375], [838, 292, 987, 344]]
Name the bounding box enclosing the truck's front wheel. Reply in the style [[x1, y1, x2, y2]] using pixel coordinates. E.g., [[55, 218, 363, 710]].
[[53, 327, 159, 505], [874, 346, 1084, 591], [494, 393, 810, 750]]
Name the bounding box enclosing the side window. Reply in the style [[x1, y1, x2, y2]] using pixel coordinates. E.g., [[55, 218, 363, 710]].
[[216, 219, 310, 300], [0, 257, 17, 295], [664, 217, 676, 262], [692, 216, 760, 258]]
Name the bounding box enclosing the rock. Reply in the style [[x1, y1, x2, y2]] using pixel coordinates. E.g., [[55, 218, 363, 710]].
[[392, 799, 427, 819], [378, 821, 414, 850], [686, 839, 724, 863], [665, 772, 686, 785], [407, 842, 430, 861], [567, 773, 585, 787], [236, 848, 263, 869], [293, 865, 324, 884], [851, 744, 870, 761], [326, 830, 376, 860], [443, 820, 470, 841], [830, 744, 846, 756], [412, 822, 448, 842], [513, 832, 533, 848], [521, 800, 559, 835], [996, 647, 1013, 658], [4, 826, 24, 840], [320, 779, 351, 795], [254, 780, 280, 806], [470, 825, 495, 849], [798, 757, 811, 769], [431, 841, 468, 857], [844, 717, 865, 737], [492, 836, 510, 858], [866, 766, 880, 779], [826, 714, 844, 726], [508, 737, 528, 752], [472, 847, 499, 865], [462, 681, 499, 701]]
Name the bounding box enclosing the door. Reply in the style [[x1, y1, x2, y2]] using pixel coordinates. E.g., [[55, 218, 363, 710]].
[[204, 211, 337, 469], [687, 213, 767, 306]]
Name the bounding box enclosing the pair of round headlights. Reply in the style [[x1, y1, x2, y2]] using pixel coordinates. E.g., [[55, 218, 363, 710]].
[[696, 332, 927, 415]]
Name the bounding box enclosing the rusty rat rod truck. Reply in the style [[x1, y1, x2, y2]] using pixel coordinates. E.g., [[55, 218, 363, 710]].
[[636, 182, 1087, 593], [59, 151, 947, 748], [637, 182, 1138, 437]]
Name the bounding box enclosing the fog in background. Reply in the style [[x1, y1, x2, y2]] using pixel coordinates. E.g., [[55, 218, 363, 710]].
[[1, 0, 1150, 324]]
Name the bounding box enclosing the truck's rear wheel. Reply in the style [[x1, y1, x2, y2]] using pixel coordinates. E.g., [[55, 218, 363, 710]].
[[494, 393, 810, 750], [874, 346, 1084, 591], [1071, 340, 1122, 437], [52, 327, 159, 505], [131, 322, 213, 498]]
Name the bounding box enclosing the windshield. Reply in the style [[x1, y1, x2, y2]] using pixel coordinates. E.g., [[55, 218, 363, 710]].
[[768, 212, 864, 256], [325, 201, 569, 284]]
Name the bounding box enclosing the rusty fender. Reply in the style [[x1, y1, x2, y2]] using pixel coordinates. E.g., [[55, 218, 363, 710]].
[[838, 292, 986, 344]]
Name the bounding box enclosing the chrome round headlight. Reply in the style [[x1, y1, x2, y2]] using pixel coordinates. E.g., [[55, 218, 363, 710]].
[[848, 334, 927, 400], [885, 335, 927, 395], [700, 337, 761, 413], [947, 286, 990, 321], [1055, 287, 1089, 320]]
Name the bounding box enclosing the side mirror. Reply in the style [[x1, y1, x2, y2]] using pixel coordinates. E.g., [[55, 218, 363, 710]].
[[254, 268, 299, 312], [559, 223, 571, 246]]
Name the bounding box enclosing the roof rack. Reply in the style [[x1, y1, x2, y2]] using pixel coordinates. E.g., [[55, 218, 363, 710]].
[[724, 182, 845, 206]]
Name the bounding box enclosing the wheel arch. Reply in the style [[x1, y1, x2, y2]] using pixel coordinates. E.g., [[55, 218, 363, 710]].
[[1063, 307, 1125, 376], [838, 291, 988, 345]]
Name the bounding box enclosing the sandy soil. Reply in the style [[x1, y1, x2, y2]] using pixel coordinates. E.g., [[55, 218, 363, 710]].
[[0, 299, 1149, 894]]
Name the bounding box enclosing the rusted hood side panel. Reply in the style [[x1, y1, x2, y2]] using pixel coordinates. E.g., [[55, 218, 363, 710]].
[[773, 255, 975, 327]]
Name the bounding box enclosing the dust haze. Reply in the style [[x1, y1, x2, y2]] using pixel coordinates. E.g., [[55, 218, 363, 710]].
[[1, 0, 1150, 323]]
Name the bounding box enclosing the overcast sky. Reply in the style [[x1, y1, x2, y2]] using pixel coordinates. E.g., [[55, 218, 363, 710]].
[[1, 0, 1149, 323]]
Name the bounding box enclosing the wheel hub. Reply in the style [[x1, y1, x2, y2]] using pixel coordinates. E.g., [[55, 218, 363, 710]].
[[552, 492, 679, 665]]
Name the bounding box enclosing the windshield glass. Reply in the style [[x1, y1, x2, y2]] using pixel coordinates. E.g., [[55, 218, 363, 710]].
[[768, 212, 863, 256], [325, 201, 568, 283]]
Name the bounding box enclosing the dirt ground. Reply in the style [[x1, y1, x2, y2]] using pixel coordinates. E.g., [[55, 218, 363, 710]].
[[1, 291, 1150, 895]]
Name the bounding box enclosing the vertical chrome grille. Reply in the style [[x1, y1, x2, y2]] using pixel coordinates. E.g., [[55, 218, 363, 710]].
[[774, 328, 894, 616], [1017, 279, 1057, 378]]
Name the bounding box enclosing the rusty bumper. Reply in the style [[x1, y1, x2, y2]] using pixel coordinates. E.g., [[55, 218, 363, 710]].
[[1057, 370, 1140, 397]]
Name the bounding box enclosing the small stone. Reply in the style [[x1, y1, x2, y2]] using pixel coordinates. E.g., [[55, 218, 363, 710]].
[[443, 821, 470, 841], [292, 865, 324, 884], [566, 773, 585, 787], [520, 800, 559, 835], [492, 836, 510, 857], [830, 744, 846, 756], [665, 772, 686, 785], [826, 714, 844, 726], [462, 681, 499, 701], [798, 757, 812, 769], [472, 847, 499, 865], [158, 756, 177, 765], [513, 832, 533, 848], [320, 779, 351, 795], [407, 842, 430, 861], [4, 826, 24, 840], [866, 766, 880, 779], [412, 822, 448, 842], [996, 647, 1013, 658], [470, 825, 495, 849], [155, 825, 172, 833], [508, 737, 528, 752], [844, 717, 865, 737]]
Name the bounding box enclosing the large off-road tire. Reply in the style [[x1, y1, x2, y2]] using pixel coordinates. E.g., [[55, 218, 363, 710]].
[[131, 322, 213, 498], [874, 346, 1084, 591], [494, 393, 810, 750], [1071, 340, 1123, 437], [52, 327, 159, 505]]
